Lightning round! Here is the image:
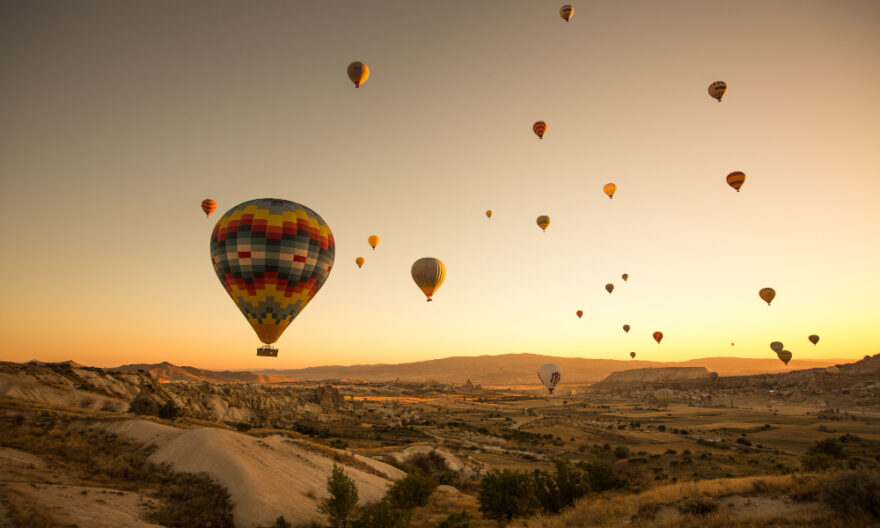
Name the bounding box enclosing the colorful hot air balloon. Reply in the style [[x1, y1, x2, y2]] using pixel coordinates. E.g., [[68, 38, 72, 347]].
[[537, 215, 550, 232], [605, 283, 614, 294], [708, 81, 727, 102], [759, 287, 776, 305], [576, 310, 583, 319], [537, 363, 562, 394], [356, 257, 365, 268], [621, 273, 629, 281], [347, 61, 369, 88], [368, 235, 380, 250], [201, 199, 217, 218], [770, 341, 784, 353], [603, 183, 617, 199], [653, 331, 663, 344], [411, 257, 446, 302], [776, 350, 792, 365], [485, 210, 493, 219], [560, 5, 573, 21], [630, 351, 636, 359], [210, 198, 334, 355], [808, 334, 820, 345], [533, 121, 547, 139], [655, 388, 673, 408], [726, 171, 746, 192], [623, 324, 630, 333]]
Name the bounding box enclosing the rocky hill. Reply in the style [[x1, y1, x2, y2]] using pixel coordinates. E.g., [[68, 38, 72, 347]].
[[590, 367, 717, 391], [111, 361, 295, 384]]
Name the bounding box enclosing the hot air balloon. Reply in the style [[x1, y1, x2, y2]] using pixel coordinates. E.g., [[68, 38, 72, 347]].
[[759, 287, 776, 305], [655, 388, 673, 408], [356, 257, 365, 268], [808, 334, 819, 345], [576, 310, 583, 319], [603, 183, 617, 199], [485, 210, 493, 219], [770, 341, 784, 353], [537, 363, 562, 394], [533, 121, 547, 139], [623, 324, 630, 333], [537, 215, 550, 232], [605, 283, 614, 294], [731, 342, 735, 346], [653, 331, 663, 344], [411, 257, 446, 302], [347, 61, 369, 88], [630, 351, 636, 359], [622, 273, 628, 281], [201, 199, 217, 218], [776, 350, 792, 365], [726, 171, 746, 192], [210, 198, 334, 357], [825, 365, 839, 374], [708, 81, 727, 102], [368, 235, 380, 250], [560, 5, 573, 21]]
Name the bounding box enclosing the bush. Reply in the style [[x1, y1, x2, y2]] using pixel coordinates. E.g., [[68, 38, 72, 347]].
[[259, 517, 292, 528], [580, 459, 623, 492], [319, 465, 359, 528], [677, 496, 718, 515], [158, 400, 181, 420], [478, 469, 539, 525], [533, 458, 589, 514], [613, 446, 631, 459], [437, 511, 473, 528], [808, 439, 845, 458], [388, 471, 437, 509], [128, 394, 160, 416], [819, 470, 880, 519], [802, 453, 839, 471], [349, 498, 410, 528]]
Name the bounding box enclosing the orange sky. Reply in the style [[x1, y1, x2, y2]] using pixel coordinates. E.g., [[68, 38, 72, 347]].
[[1, 1, 878, 370]]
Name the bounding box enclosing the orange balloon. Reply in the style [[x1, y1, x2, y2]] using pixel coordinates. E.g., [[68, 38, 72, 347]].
[[653, 331, 663, 344], [201, 199, 217, 217], [533, 121, 547, 139], [355, 257, 365, 268], [576, 310, 583, 319], [759, 287, 776, 305]]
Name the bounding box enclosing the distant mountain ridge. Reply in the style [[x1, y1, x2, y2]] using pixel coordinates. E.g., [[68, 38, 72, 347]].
[[253, 353, 851, 385], [111, 361, 295, 384]]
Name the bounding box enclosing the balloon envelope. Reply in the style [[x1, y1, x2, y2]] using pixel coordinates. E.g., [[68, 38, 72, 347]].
[[560, 5, 573, 21], [411, 257, 446, 302], [653, 331, 663, 344], [537, 215, 550, 231], [605, 283, 614, 294], [809, 334, 819, 345], [347, 61, 369, 87], [210, 198, 335, 346], [708, 81, 727, 102], [576, 310, 583, 319], [485, 210, 493, 218], [630, 351, 636, 359], [621, 273, 628, 281], [603, 183, 617, 199], [623, 324, 630, 333], [776, 350, 792, 365], [770, 341, 784, 353], [201, 199, 217, 217], [726, 171, 746, 192], [368, 235, 380, 249], [533, 121, 547, 139], [759, 287, 776, 305], [355, 257, 365, 268], [537, 363, 562, 393]]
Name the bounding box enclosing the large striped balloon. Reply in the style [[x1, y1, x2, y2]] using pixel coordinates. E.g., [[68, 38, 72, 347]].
[[201, 199, 217, 217], [533, 121, 547, 139], [560, 5, 573, 21], [411, 257, 446, 302], [708, 81, 727, 102], [726, 171, 746, 192], [210, 198, 335, 346]]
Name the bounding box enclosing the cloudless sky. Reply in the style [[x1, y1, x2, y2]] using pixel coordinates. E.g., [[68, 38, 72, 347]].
[[1, 1, 878, 369]]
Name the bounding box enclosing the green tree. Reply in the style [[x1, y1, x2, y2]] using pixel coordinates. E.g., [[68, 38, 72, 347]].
[[388, 471, 437, 510], [579, 459, 623, 492], [319, 464, 359, 528], [437, 511, 473, 528], [128, 394, 159, 416], [349, 498, 410, 528], [478, 469, 539, 525], [158, 400, 181, 420]]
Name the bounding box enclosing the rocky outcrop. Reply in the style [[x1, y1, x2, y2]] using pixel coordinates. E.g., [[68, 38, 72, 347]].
[[314, 385, 344, 412], [590, 367, 717, 391]]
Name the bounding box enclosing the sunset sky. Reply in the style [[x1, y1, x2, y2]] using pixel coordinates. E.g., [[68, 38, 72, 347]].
[[1, 1, 878, 370]]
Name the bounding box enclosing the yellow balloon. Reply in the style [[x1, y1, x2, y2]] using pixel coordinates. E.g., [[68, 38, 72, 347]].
[[347, 61, 370, 88], [603, 183, 617, 199], [368, 235, 380, 250], [411, 257, 446, 302]]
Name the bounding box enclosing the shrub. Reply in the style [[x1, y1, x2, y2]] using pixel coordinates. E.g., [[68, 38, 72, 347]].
[[808, 439, 845, 458], [259, 517, 292, 528], [349, 498, 410, 528], [478, 469, 539, 525], [158, 400, 181, 420], [613, 446, 631, 459], [128, 394, 159, 416], [633, 502, 660, 521], [319, 465, 359, 528], [387, 471, 437, 509], [437, 511, 473, 528], [533, 458, 590, 514], [579, 459, 623, 492], [677, 496, 718, 515], [819, 470, 880, 519]]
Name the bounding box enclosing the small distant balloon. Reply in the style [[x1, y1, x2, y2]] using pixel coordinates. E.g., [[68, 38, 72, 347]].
[[485, 210, 493, 218], [603, 183, 617, 199], [708, 81, 727, 102], [537, 363, 562, 394], [537, 215, 550, 232], [770, 341, 784, 353], [605, 283, 614, 294], [201, 199, 217, 217], [368, 235, 380, 250], [726, 171, 746, 192], [576, 310, 583, 319], [776, 350, 792, 365], [653, 331, 663, 344], [533, 121, 547, 139], [759, 287, 776, 305], [623, 324, 630, 333], [355, 257, 365, 268], [630, 351, 636, 359], [347, 61, 369, 88], [560, 5, 573, 21], [621, 273, 629, 281], [808, 334, 820, 345], [411, 257, 446, 302]]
